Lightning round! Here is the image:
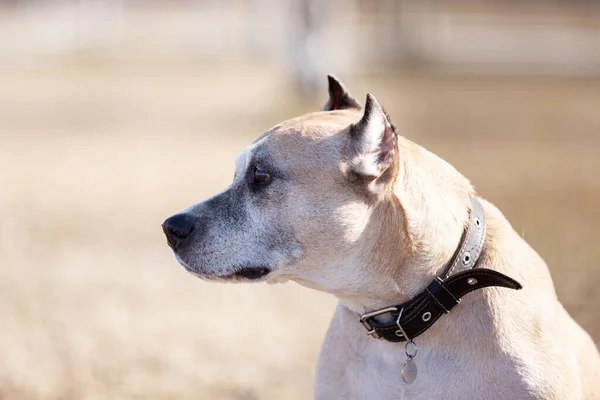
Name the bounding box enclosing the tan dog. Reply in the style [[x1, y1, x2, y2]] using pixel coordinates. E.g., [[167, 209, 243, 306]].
[[162, 76, 600, 399]]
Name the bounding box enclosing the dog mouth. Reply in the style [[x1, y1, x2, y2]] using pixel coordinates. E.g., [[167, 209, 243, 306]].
[[193, 267, 271, 281], [228, 266, 271, 280], [177, 258, 272, 281]]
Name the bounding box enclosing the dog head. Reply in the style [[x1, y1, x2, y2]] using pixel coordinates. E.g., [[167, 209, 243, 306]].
[[162, 75, 472, 304]]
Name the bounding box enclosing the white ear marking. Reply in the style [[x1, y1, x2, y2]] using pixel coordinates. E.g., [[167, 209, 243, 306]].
[[349, 94, 396, 179]]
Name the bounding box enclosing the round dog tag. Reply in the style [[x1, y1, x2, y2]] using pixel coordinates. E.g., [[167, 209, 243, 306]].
[[401, 359, 418, 384]]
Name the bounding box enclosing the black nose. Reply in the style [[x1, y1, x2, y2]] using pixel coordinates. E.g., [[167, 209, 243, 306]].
[[162, 213, 195, 250]]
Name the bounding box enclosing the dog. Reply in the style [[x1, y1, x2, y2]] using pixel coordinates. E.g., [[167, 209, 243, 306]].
[[162, 75, 600, 399]]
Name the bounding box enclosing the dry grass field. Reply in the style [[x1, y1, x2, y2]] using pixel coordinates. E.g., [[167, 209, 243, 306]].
[[1, 60, 599, 399]]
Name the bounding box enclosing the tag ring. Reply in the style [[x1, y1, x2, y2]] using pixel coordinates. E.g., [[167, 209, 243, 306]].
[[405, 340, 418, 358]]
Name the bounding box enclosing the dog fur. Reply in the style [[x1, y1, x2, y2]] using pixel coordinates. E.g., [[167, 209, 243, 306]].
[[164, 76, 600, 399]]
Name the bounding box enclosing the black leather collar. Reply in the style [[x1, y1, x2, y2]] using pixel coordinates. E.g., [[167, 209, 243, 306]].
[[359, 197, 522, 343]]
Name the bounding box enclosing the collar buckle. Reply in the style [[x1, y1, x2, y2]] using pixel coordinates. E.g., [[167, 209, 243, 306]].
[[395, 307, 409, 341], [359, 306, 398, 339]]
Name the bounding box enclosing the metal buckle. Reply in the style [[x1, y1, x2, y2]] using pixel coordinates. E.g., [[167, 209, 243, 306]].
[[359, 307, 398, 338], [395, 308, 409, 341]]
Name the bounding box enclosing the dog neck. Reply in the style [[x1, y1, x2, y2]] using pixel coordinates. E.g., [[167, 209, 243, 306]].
[[337, 138, 475, 315]]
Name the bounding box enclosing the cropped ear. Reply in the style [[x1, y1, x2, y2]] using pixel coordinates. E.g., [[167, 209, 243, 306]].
[[346, 93, 397, 181], [322, 74, 361, 111]]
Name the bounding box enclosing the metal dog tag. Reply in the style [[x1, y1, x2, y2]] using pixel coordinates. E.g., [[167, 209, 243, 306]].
[[401, 339, 418, 384], [401, 358, 417, 384]]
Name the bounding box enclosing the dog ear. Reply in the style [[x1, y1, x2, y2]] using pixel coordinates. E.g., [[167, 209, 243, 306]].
[[322, 75, 361, 111], [346, 93, 397, 181]]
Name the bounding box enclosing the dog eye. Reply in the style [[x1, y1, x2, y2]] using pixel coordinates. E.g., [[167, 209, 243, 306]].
[[253, 167, 270, 183]]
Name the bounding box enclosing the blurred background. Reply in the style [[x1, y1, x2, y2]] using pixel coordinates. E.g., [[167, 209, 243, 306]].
[[1, 0, 599, 399]]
